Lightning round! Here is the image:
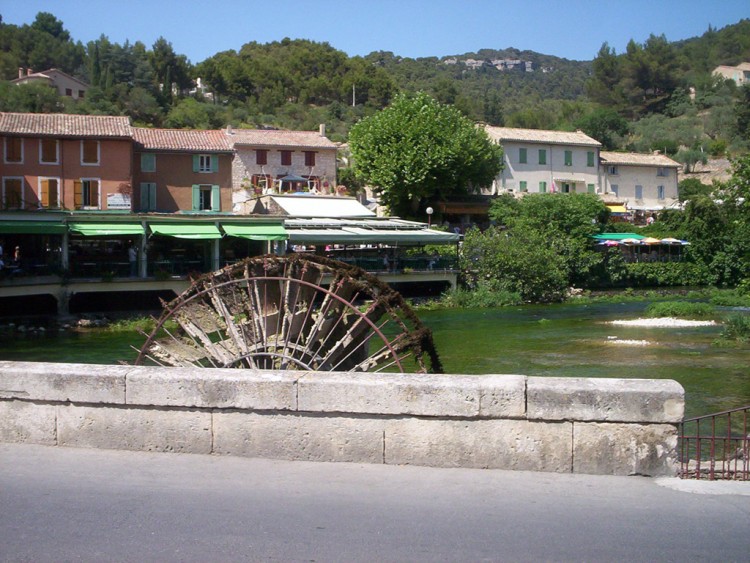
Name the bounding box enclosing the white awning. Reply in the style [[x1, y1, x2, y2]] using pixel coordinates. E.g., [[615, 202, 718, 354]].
[[270, 195, 375, 218]]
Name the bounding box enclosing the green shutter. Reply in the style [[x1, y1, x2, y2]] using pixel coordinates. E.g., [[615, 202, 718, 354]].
[[149, 184, 157, 210], [539, 149, 546, 165], [140, 183, 149, 210], [192, 184, 200, 210], [211, 185, 220, 210], [519, 148, 527, 164], [587, 151, 595, 167], [539, 181, 547, 193], [587, 183, 595, 194], [211, 157, 219, 173], [519, 181, 527, 192], [565, 151, 572, 166], [192, 155, 200, 172]]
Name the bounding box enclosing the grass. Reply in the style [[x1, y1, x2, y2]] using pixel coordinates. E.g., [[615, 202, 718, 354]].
[[644, 301, 716, 319], [719, 313, 750, 343]]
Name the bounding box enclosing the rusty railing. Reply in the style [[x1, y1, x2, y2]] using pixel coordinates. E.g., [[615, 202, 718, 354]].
[[678, 406, 749, 480]]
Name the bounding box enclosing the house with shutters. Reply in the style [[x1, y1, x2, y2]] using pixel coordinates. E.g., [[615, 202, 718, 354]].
[[227, 125, 338, 212], [0, 112, 133, 211], [132, 128, 233, 213], [12, 68, 90, 100], [484, 126, 602, 195]]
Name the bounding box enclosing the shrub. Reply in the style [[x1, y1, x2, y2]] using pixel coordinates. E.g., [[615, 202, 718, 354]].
[[442, 284, 522, 308], [624, 262, 712, 287], [720, 313, 750, 343], [645, 301, 715, 319]]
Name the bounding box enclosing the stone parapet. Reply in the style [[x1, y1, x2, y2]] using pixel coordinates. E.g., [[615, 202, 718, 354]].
[[0, 361, 684, 476]]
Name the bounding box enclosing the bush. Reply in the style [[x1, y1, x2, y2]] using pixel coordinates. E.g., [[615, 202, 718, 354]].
[[720, 313, 750, 343], [623, 262, 712, 287], [645, 301, 715, 319], [442, 283, 522, 308]]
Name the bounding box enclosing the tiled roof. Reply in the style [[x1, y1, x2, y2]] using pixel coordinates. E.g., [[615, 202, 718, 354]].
[[133, 128, 233, 152], [600, 151, 680, 167], [484, 125, 601, 147], [229, 128, 337, 149], [0, 112, 132, 138], [11, 68, 90, 88]]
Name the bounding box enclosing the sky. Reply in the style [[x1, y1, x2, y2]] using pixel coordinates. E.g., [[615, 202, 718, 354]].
[[2, 0, 749, 64]]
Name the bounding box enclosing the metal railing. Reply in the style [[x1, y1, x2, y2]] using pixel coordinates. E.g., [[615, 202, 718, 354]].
[[678, 406, 749, 480]]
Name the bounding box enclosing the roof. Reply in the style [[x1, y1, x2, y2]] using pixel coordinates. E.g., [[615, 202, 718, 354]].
[[484, 125, 601, 147], [600, 151, 680, 168], [133, 128, 232, 153], [0, 112, 132, 138], [264, 195, 376, 218], [228, 128, 337, 149], [11, 68, 90, 88]]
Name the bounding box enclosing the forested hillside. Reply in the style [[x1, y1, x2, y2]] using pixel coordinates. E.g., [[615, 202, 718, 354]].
[[1, 11, 749, 161]]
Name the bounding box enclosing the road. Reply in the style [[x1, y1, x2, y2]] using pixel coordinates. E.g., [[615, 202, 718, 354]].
[[1, 443, 749, 562]]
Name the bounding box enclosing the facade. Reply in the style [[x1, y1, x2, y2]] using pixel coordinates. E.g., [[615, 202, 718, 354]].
[[485, 126, 602, 195], [12, 68, 90, 100], [712, 63, 750, 86], [228, 125, 338, 212], [0, 112, 133, 212], [132, 128, 233, 213], [600, 151, 680, 213]]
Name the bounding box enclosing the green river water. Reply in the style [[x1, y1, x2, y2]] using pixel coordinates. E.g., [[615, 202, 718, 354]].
[[1, 301, 748, 420]]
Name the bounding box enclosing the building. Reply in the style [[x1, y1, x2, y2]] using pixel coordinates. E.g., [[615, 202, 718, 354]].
[[600, 151, 680, 216], [227, 125, 338, 212], [485, 126, 602, 196], [132, 128, 233, 213], [712, 63, 750, 86], [12, 68, 90, 100], [1, 112, 133, 212]]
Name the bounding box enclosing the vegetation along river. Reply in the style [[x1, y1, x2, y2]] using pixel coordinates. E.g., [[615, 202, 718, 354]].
[[1, 301, 748, 420]]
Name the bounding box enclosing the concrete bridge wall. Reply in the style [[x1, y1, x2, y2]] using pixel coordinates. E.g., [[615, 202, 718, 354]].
[[0, 361, 684, 476]]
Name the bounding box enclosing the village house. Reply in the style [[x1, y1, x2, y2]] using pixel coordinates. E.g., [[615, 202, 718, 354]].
[[712, 62, 750, 86], [0, 112, 133, 211], [132, 128, 233, 213], [12, 68, 90, 100]]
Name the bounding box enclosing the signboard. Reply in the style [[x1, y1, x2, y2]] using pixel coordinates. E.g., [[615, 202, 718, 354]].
[[107, 193, 131, 210]]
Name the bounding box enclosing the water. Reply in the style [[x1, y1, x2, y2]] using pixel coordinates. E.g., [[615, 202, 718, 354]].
[[1, 301, 748, 419]]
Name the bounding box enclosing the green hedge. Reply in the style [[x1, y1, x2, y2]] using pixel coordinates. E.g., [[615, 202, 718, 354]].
[[622, 262, 712, 287]]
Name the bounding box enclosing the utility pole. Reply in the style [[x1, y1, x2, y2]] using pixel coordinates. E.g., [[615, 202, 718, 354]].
[[352, 84, 356, 107]]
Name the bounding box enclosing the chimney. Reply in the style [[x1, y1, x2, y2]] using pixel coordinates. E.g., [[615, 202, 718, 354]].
[[27, 68, 33, 76], [226, 124, 233, 135], [319, 123, 326, 137], [18, 67, 24, 79]]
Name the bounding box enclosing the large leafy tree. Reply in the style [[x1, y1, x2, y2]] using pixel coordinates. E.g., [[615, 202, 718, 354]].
[[348, 92, 503, 217]]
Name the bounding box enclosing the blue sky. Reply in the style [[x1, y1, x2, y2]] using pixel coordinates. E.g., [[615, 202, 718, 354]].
[[2, 0, 748, 64]]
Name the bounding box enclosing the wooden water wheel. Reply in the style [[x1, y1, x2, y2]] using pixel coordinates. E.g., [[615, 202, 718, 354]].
[[135, 254, 443, 373]]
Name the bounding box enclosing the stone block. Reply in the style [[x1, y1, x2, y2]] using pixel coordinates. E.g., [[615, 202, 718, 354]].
[[126, 365, 299, 410], [213, 411, 385, 463], [0, 400, 57, 445], [384, 418, 572, 472], [298, 372, 525, 418], [0, 361, 126, 404], [573, 422, 679, 476], [527, 377, 684, 423], [56, 404, 212, 454]]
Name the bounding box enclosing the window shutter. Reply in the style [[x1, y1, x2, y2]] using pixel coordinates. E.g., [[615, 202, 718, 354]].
[[140, 183, 149, 210], [192, 155, 200, 172], [49, 180, 58, 206], [91, 181, 99, 207], [192, 185, 200, 210], [211, 185, 220, 210], [587, 184, 595, 194], [539, 150, 546, 165], [74, 181, 83, 208], [41, 179, 50, 207], [211, 157, 219, 173], [587, 152, 595, 167], [539, 181, 546, 193], [519, 148, 527, 164], [565, 151, 572, 166], [149, 184, 157, 210]]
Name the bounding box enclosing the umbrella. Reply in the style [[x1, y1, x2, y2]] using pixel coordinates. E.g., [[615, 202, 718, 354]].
[[641, 237, 661, 244], [660, 237, 682, 245], [620, 238, 642, 245]]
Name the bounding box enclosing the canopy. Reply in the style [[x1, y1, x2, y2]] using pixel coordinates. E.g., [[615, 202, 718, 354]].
[[68, 222, 145, 236], [592, 233, 646, 241], [287, 226, 460, 245], [279, 174, 309, 183], [606, 205, 629, 214], [267, 196, 375, 218], [221, 223, 288, 241], [0, 220, 66, 234], [149, 224, 222, 239]]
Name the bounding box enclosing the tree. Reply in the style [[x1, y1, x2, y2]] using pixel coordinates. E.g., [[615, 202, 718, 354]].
[[348, 92, 503, 217]]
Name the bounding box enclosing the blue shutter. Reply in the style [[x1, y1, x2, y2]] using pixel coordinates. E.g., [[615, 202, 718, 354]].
[[149, 184, 157, 210], [211, 185, 220, 210]]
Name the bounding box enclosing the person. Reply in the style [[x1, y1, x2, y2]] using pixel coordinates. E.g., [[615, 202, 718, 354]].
[[128, 241, 138, 277], [13, 246, 21, 262], [646, 215, 655, 226]]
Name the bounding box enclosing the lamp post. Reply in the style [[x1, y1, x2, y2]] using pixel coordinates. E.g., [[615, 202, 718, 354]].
[[426, 206, 433, 228]]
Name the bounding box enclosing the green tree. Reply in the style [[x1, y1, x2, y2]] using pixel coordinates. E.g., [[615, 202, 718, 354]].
[[348, 92, 503, 217]]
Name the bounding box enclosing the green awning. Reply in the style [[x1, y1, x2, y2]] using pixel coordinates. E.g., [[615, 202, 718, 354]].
[[149, 224, 222, 239], [68, 222, 145, 236], [0, 220, 67, 234], [592, 233, 646, 241], [222, 223, 288, 241]]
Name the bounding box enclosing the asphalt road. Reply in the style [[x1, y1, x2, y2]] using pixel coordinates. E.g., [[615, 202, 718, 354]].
[[1, 443, 749, 562]]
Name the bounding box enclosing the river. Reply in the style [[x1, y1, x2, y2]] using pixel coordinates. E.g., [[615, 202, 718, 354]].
[[1, 301, 748, 419]]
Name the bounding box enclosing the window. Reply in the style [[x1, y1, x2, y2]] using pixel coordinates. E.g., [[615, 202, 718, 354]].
[[635, 185, 643, 200], [40, 178, 60, 208], [81, 140, 99, 165], [587, 151, 595, 167], [564, 150, 572, 166], [256, 149, 268, 166], [78, 90, 85, 98], [607, 165, 618, 175], [519, 148, 527, 164], [141, 153, 156, 172], [280, 150, 292, 166], [657, 167, 669, 177], [611, 184, 619, 196], [65, 88, 73, 96], [562, 183, 575, 193], [519, 180, 527, 192], [5, 138, 23, 163], [192, 184, 220, 211], [74, 179, 100, 209], [538, 149, 546, 165], [3, 177, 24, 208], [539, 181, 547, 193], [193, 154, 217, 173], [40, 139, 59, 164], [140, 182, 157, 211], [304, 151, 316, 167], [657, 185, 665, 200], [587, 183, 595, 194]]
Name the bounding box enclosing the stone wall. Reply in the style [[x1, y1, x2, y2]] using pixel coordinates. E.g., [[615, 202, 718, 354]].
[[0, 362, 684, 476]]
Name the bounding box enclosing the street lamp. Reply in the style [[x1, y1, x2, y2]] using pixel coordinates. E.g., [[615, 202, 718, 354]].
[[426, 206, 434, 228]]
